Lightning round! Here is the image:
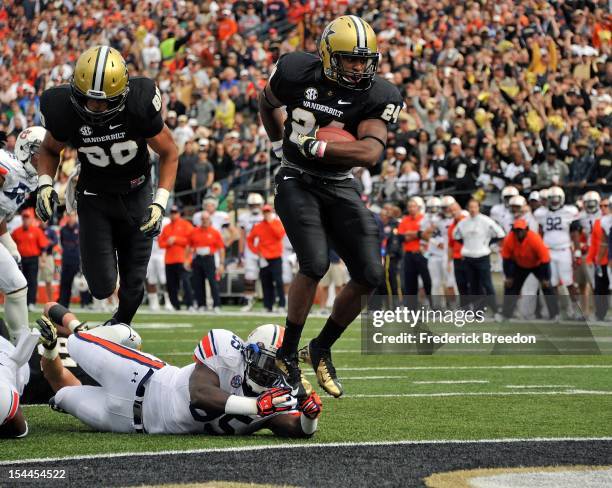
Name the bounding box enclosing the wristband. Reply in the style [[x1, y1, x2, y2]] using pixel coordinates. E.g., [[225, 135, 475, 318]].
[[41, 342, 59, 361], [225, 395, 258, 415], [272, 140, 283, 152], [153, 188, 170, 210], [38, 174, 54, 187]]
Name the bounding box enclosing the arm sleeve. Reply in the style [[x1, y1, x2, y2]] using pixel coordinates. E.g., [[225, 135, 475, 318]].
[[40, 89, 71, 143], [268, 54, 293, 105]]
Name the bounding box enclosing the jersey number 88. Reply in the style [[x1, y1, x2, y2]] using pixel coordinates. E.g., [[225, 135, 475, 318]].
[[79, 141, 138, 168]]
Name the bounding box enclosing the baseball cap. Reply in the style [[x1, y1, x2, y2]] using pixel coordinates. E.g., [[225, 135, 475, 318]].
[[262, 204, 273, 212], [395, 146, 407, 155], [529, 191, 540, 201], [178, 114, 188, 123], [240, 69, 249, 77], [167, 110, 177, 119], [170, 205, 180, 213], [513, 219, 528, 230], [547, 147, 557, 155], [450, 137, 462, 146]]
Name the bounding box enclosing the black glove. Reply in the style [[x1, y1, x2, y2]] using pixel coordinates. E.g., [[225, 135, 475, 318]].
[[140, 203, 165, 237], [36, 185, 60, 223]]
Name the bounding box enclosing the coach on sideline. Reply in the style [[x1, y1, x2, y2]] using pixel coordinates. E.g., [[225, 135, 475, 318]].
[[501, 219, 559, 319], [453, 199, 505, 316]]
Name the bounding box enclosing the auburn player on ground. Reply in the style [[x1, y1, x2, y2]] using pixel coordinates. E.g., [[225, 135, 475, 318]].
[[35, 46, 178, 325], [37, 314, 321, 437], [0, 128, 45, 345], [259, 15, 403, 398]]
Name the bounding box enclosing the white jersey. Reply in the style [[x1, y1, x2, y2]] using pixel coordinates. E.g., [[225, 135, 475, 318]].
[[0, 149, 37, 220], [238, 210, 264, 235], [421, 214, 447, 258], [0, 336, 30, 396], [143, 329, 281, 435], [490, 203, 514, 233], [535, 205, 579, 250], [192, 210, 230, 231], [579, 210, 601, 240]]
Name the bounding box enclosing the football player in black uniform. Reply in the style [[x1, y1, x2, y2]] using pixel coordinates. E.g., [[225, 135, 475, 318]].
[[35, 46, 178, 325], [259, 15, 403, 398]]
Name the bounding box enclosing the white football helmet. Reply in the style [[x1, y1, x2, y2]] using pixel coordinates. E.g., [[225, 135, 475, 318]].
[[87, 323, 142, 350], [539, 188, 550, 204], [548, 186, 565, 210], [15, 126, 46, 178], [426, 196, 441, 215], [247, 193, 264, 214], [410, 196, 425, 214], [441, 195, 456, 217], [502, 186, 519, 207], [509, 195, 527, 217], [243, 324, 286, 394], [0, 382, 19, 426], [582, 191, 601, 214]]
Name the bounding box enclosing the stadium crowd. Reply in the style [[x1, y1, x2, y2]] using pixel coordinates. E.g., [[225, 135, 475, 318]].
[[0, 0, 610, 318]]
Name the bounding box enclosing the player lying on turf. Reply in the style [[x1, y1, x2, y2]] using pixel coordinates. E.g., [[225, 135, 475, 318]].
[[0, 329, 40, 438], [37, 307, 321, 437]]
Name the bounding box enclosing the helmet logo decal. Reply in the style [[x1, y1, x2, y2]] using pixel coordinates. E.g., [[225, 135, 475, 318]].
[[231, 375, 243, 388], [80, 125, 93, 136], [305, 87, 318, 101]]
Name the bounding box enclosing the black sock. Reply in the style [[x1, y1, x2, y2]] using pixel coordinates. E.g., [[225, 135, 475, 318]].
[[278, 319, 304, 357], [315, 317, 347, 350]]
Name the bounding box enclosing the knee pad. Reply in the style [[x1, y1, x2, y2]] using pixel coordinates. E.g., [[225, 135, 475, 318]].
[[356, 262, 385, 290]]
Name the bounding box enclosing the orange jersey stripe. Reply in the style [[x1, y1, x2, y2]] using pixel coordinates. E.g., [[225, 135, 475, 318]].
[[77, 332, 165, 369], [7, 390, 19, 421], [201, 335, 213, 358]]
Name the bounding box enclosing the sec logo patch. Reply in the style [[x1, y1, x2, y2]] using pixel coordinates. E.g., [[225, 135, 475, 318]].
[[80, 125, 92, 136], [305, 87, 318, 101], [230, 375, 243, 388]]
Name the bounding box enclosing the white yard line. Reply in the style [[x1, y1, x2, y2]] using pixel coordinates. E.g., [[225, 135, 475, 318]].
[[2, 437, 611, 466], [413, 380, 490, 384], [343, 390, 612, 399], [338, 365, 612, 371], [505, 385, 575, 389]]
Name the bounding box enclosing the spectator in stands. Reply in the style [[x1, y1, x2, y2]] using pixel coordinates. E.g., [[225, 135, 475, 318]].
[[58, 212, 80, 308], [39, 221, 57, 303], [538, 148, 569, 187], [159, 206, 194, 311], [11, 209, 48, 310], [247, 205, 285, 313]]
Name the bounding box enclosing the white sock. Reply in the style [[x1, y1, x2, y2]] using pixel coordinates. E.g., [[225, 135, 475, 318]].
[[4, 288, 28, 345], [148, 292, 159, 310]]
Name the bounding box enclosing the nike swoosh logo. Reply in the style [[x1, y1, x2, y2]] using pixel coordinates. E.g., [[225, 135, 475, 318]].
[[337, 100, 352, 105], [283, 176, 296, 180], [109, 123, 122, 129], [83, 190, 97, 196]]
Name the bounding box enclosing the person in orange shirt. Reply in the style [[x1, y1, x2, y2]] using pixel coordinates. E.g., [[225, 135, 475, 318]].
[[501, 219, 558, 319], [217, 9, 238, 42], [247, 205, 285, 312], [11, 209, 49, 309], [189, 211, 225, 312], [159, 206, 193, 310], [398, 198, 431, 307], [447, 203, 469, 306], [587, 197, 610, 320]]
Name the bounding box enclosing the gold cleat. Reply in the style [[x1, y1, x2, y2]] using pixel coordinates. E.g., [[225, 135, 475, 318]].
[[299, 340, 343, 398]]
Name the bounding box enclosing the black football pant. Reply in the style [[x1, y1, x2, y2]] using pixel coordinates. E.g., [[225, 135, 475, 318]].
[[59, 262, 80, 307], [166, 263, 193, 310], [21, 256, 39, 305], [453, 258, 470, 307], [77, 183, 152, 324], [464, 256, 497, 313], [594, 266, 610, 321], [274, 168, 383, 288], [403, 252, 432, 309], [502, 264, 559, 319], [260, 257, 285, 311], [192, 255, 221, 308]]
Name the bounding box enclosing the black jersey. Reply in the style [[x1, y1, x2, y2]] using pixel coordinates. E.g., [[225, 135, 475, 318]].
[[269, 52, 403, 179], [40, 77, 164, 193]]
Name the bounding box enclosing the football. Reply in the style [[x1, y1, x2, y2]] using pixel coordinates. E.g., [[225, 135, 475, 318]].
[[317, 126, 356, 142]]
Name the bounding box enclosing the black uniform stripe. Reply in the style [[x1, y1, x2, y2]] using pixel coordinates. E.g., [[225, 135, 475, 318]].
[[91, 47, 103, 92], [348, 16, 362, 49], [95, 47, 110, 93]]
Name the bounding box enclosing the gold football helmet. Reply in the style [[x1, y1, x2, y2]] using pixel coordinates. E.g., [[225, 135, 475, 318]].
[[319, 15, 379, 90], [70, 46, 129, 125]]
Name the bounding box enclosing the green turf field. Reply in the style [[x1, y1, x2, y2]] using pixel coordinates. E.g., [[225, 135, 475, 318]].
[[2, 311, 611, 462]]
